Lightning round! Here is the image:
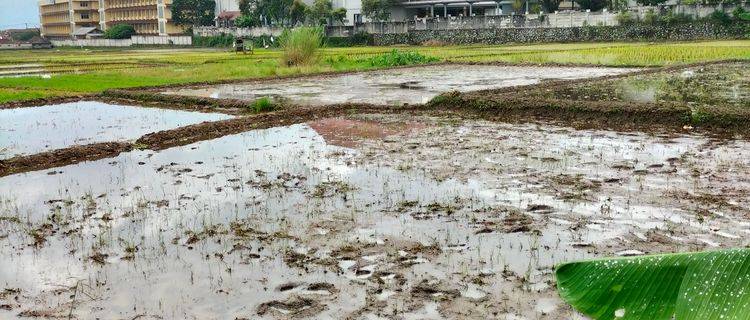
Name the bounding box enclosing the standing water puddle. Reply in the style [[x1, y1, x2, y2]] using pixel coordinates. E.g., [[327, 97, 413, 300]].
[[162, 65, 635, 105], [0, 114, 749, 319], [0, 101, 232, 159]]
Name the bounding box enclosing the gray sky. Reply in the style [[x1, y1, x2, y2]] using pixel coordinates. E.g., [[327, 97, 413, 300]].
[[0, 0, 41, 29]]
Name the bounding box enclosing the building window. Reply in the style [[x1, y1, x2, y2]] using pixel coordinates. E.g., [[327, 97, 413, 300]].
[[81, 13, 90, 19], [80, 2, 88, 6]]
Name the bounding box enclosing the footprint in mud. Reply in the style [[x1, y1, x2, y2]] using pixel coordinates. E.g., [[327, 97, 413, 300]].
[[253, 283, 338, 318], [256, 295, 326, 318], [474, 209, 536, 234], [411, 279, 460, 301], [275, 282, 338, 296]]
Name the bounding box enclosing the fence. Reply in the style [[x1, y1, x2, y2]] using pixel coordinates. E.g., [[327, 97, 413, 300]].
[[50, 36, 192, 47], [0, 43, 34, 50], [630, 3, 750, 19], [193, 26, 284, 37]]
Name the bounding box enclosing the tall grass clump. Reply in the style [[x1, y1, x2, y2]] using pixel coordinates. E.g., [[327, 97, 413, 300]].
[[250, 97, 275, 113], [280, 27, 323, 66]]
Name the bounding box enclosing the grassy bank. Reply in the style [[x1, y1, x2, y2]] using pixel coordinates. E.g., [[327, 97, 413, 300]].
[[0, 40, 748, 104]]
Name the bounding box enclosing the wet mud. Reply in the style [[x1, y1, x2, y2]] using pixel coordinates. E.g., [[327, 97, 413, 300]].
[[1, 60, 749, 319], [1, 113, 749, 319], [161, 64, 635, 106]]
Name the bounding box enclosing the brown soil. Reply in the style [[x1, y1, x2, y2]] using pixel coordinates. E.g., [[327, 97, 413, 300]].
[[0, 95, 95, 110], [0, 142, 132, 177]]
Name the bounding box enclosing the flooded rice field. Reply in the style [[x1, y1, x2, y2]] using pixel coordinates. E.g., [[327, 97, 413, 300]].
[[1, 113, 748, 319], [161, 65, 635, 106], [0, 101, 232, 159]]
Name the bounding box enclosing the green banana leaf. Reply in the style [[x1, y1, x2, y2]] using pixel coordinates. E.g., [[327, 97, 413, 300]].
[[555, 248, 750, 320]]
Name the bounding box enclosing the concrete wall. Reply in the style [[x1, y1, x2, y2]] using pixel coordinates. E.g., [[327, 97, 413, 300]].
[[631, 3, 750, 19], [193, 26, 284, 37], [373, 22, 748, 45], [50, 35, 192, 47], [547, 11, 619, 27], [0, 43, 34, 50]]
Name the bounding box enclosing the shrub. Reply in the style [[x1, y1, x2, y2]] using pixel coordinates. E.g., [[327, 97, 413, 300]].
[[325, 32, 373, 47], [235, 15, 259, 28], [732, 7, 747, 19], [574, 0, 607, 12], [104, 24, 136, 39], [361, 50, 439, 67], [707, 10, 732, 26], [192, 34, 235, 47], [279, 27, 323, 66], [251, 97, 275, 112], [643, 9, 658, 24], [12, 30, 39, 42], [659, 11, 694, 24], [616, 11, 637, 25]]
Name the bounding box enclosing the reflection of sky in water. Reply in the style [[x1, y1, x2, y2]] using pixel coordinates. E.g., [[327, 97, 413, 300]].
[[0, 101, 232, 159], [0, 123, 491, 318]]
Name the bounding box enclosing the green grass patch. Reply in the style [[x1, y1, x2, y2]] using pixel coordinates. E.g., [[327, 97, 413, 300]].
[[361, 50, 439, 67], [0, 88, 73, 104]]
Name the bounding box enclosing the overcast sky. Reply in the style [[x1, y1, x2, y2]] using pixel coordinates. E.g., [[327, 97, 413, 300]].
[[0, 0, 41, 29]]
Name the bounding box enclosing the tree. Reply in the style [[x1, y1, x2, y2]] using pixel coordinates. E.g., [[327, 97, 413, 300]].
[[540, 0, 561, 12], [12, 30, 39, 42], [256, 0, 294, 26], [307, 0, 333, 25], [239, 0, 252, 15], [608, 0, 628, 12], [289, 0, 308, 25], [104, 24, 135, 39], [172, 0, 216, 26], [362, 0, 396, 22], [331, 8, 348, 25], [574, 0, 606, 11]]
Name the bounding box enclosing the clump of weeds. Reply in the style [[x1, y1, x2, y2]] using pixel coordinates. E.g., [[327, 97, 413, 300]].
[[250, 97, 276, 113]]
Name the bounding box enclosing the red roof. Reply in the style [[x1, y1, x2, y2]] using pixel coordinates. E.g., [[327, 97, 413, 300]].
[[217, 11, 241, 20]]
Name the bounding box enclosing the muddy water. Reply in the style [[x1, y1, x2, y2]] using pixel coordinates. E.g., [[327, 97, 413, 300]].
[[1, 115, 749, 319], [0, 101, 232, 159], [162, 65, 635, 106]]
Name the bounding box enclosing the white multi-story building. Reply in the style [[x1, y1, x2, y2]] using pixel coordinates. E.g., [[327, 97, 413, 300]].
[[210, 0, 535, 27], [214, 0, 240, 16]]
